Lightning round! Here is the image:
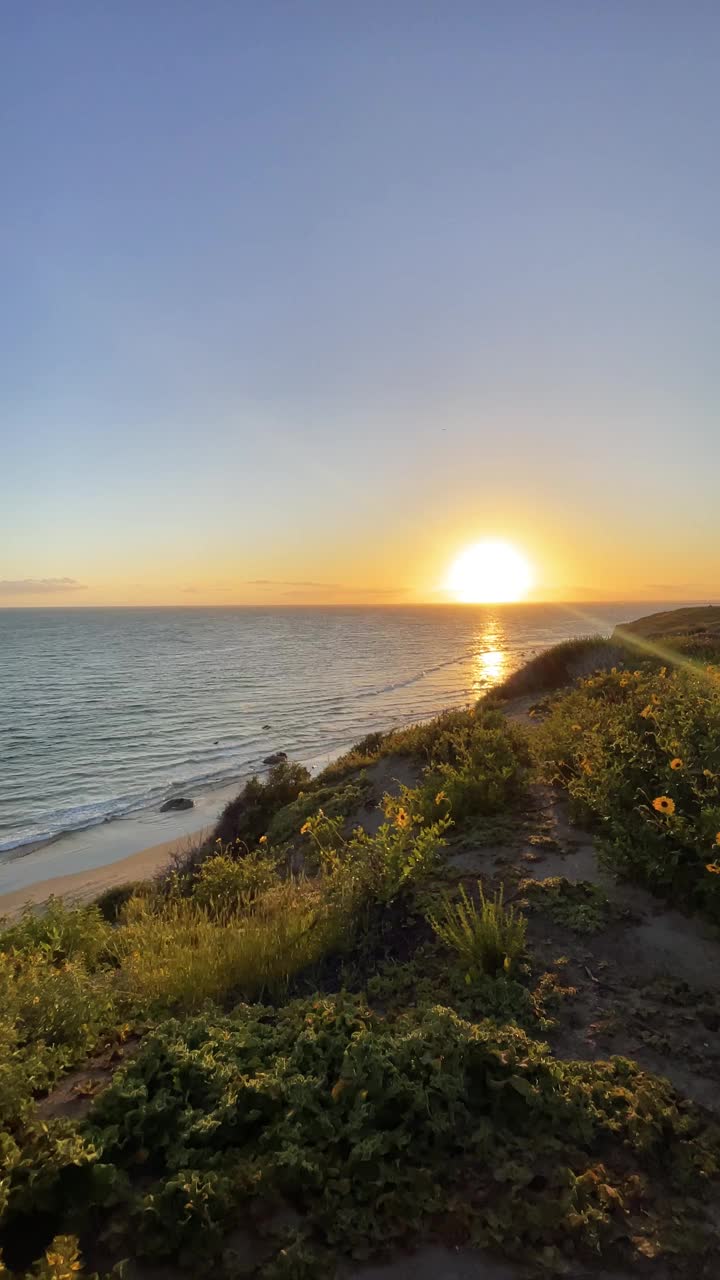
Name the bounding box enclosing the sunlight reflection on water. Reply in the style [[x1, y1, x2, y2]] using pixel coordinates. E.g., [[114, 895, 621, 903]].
[[472, 616, 508, 691]]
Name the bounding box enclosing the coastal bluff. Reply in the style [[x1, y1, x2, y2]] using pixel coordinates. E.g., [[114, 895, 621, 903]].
[[614, 604, 720, 641]]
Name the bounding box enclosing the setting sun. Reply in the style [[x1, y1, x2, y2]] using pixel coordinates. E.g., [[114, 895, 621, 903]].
[[446, 540, 533, 603]]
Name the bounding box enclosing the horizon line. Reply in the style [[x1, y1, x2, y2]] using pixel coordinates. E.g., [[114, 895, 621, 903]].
[[1, 598, 718, 611]]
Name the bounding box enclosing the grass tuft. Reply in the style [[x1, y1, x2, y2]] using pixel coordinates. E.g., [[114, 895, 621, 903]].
[[427, 882, 527, 977]]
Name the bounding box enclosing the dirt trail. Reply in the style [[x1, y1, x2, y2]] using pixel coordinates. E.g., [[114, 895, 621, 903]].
[[446, 754, 720, 1115], [347, 1246, 652, 1280]]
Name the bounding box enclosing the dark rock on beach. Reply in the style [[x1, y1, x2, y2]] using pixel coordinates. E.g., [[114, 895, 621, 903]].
[[160, 796, 194, 812], [263, 751, 288, 765]]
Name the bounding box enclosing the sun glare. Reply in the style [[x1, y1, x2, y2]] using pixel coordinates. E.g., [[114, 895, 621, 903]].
[[447, 540, 533, 604]]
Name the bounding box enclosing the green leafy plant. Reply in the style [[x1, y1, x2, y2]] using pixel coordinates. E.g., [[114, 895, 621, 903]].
[[300, 798, 450, 909], [214, 761, 311, 846], [427, 882, 526, 977], [533, 662, 720, 917], [192, 847, 280, 915], [0, 901, 112, 969], [94, 881, 149, 923], [415, 708, 530, 826], [77, 996, 720, 1271], [519, 877, 614, 933], [267, 775, 373, 845]]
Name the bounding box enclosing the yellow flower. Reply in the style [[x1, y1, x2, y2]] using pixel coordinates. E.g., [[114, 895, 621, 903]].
[[670, 758, 683, 771], [716, 832, 720, 846], [259, 834, 268, 844], [640, 705, 653, 719], [434, 790, 447, 805], [580, 759, 593, 775], [300, 821, 311, 835], [706, 862, 720, 875], [571, 724, 582, 732], [704, 769, 716, 779], [651, 694, 661, 705], [652, 795, 675, 815], [395, 807, 411, 828]]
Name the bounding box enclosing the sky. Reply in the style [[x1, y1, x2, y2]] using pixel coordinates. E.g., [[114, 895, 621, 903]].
[[2, 1, 719, 606]]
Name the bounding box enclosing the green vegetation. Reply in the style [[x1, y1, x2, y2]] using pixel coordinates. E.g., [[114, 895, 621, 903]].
[[317, 705, 509, 782], [533, 663, 720, 918], [427, 882, 527, 977], [489, 635, 627, 700], [4, 620, 720, 1276], [214, 761, 311, 846], [519, 877, 614, 933]]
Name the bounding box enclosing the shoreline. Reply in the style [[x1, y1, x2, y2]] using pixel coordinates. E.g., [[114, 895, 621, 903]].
[[0, 829, 210, 917], [0, 738, 365, 916], [0, 710, 456, 908]]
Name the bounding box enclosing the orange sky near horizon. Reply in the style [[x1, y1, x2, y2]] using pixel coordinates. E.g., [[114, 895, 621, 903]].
[[4, 518, 718, 608]]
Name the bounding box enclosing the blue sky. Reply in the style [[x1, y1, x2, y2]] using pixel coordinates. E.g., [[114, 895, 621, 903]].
[[3, 2, 719, 603]]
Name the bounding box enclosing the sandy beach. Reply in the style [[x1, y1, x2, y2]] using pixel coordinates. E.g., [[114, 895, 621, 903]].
[[0, 829, 210, 917], [0, 775, 245, 917]]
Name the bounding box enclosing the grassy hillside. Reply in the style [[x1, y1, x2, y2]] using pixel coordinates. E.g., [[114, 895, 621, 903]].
[[615, 605, 720, 639], [3, 615, 720, 1278]]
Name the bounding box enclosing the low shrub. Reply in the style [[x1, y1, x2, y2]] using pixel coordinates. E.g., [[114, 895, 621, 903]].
[[417, 707, 530, 825], [301, 801, 450, 910], [267, 774, 373, 844], [213, 761, 311, 846], [316, 708, 484, 783], [192, 847, 280, 915], [519, 877, 613, 933], [533, 663, 720, 917], [427, 883, 527, 977], [94, 881, 149, 924], [72, 995, 720, 1272], [0, 900, 112, 969], [0, 948, 119, 1127]]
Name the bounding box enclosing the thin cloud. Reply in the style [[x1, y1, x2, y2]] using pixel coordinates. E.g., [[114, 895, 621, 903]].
[[0, 577, 87, 595], [246, 579, 342, 589], [280, 585, 408, 598], [247, 579, 407, 596], [645, 584, 703, 593]]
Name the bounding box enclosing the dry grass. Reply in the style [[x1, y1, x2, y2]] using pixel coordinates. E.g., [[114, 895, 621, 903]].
[[109, 879, 348, 1009], [487, 636, 628, 701]]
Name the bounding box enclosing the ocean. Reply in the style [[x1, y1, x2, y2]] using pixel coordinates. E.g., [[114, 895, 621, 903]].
[[0, 603, 657, 861]]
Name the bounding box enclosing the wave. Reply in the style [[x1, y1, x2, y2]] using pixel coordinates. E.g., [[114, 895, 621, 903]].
[[4, 604, 622, 866], [353, 650, 471, 698], [0, 685, 470, 858], [0, 760, 255, 858]]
